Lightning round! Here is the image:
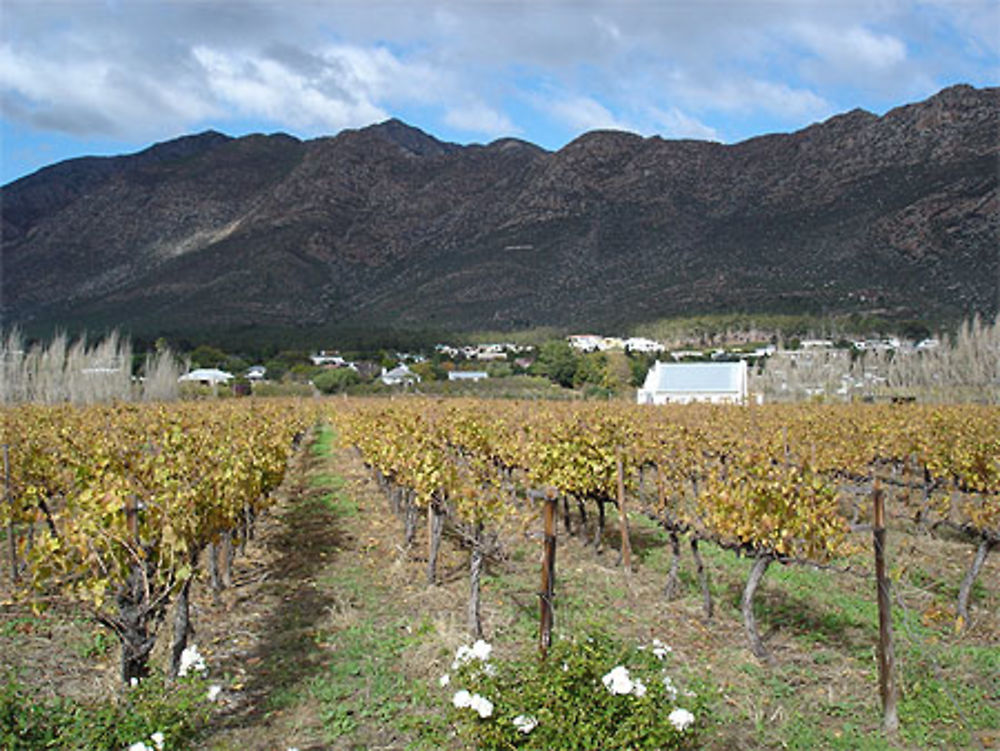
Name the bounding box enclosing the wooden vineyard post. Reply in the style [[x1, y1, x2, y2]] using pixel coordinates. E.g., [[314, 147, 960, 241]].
[[539, 489, 557, 659], [873, 477, 900, 734], [616, 449, 632, 574], [4, 444, 16, 585]]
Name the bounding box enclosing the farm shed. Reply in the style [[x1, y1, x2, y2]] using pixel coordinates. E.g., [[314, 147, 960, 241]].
[[637, 361, 748, 405]]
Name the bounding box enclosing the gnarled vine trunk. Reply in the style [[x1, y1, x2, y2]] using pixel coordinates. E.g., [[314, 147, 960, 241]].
[[742, 554, 772, 662], [663, 530, 682, 601], [956, 538, 993, 632], [114, 560, 160, 685]]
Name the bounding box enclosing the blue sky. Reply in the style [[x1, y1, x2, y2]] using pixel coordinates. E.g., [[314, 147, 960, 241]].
[[2, 0, 997, 185]]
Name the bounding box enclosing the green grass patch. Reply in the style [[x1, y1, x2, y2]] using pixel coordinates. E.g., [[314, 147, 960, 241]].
[[309, 424, 336, 457], [0, 673, 211, 750]]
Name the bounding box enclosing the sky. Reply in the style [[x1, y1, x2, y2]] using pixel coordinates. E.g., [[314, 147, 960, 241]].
[[1, 0, 997, 185]]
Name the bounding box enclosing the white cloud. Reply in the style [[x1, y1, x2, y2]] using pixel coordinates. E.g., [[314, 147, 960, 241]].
[[0, 0, 995, 162], [796, 24, 907, 71], [661, 72, 831, 124], [545, 94, 632, 133], [443, 101, 518, 137], [647, 107, 720, 141], [0, 42, 218, 137], [192, 46, 389, 131]]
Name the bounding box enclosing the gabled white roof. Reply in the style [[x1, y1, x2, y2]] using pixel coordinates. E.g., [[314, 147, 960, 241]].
[[642, 361, 746, 393], [179, 368, 233, 383]]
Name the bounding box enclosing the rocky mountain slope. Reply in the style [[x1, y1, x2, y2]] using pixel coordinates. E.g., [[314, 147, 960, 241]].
[[3, 84, 997, 338]]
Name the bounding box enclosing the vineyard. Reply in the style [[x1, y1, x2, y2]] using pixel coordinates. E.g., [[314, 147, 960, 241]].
[[1, 398, 998, 749]]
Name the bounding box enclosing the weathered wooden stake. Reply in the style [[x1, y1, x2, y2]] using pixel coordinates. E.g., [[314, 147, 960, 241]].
[[426, 499, 445, 585], [873, 477, 899, 734], [221, 530, 234, 588], [468, 521, 485, 640], [615, 449, 632, 573], [691, 537, 713, 619], [4, 444, 16, 585], [539, 491, 557, 659]]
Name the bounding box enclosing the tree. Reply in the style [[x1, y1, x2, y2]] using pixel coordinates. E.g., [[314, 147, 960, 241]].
[[189, 345, 227, 370], [313, 368, 361, 393], [531, 341, 579, 388], [627, 351, 657, 388], [574, 351, 607, 388]]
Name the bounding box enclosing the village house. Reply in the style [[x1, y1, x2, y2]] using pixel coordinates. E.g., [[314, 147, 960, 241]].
[[567, 334, 605, 352], [623, 337, 664, 353], [381, 364, 420, 386]]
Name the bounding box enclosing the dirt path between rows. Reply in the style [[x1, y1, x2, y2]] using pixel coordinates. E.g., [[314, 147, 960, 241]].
[[194, 427, 461, 751]]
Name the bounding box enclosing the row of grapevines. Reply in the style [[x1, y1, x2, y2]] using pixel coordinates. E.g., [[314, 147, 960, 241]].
[[332, 398, 997, 649], [0, 399, 315, 682]]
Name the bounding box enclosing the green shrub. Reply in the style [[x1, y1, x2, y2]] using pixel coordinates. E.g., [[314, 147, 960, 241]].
[[441, 631, 709, 750], [0, 673, 212, 750], [313, 367, 361, 394]]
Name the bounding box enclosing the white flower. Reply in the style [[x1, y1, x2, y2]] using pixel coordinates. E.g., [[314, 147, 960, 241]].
[[454, 690, 493, 718], [513, 714, 538, 734], [452, 639, 493, 669], [438, 673, 451, 687], [662, 674, 679, 700], [451, 645, 472, 669], [206, 685, 222, 701], [128, 744, 151, 751], [651, 638, 672, 659], [602, 665, 634, 695], [150, 731, 165, 750], [669, 707, 695, 731], [633, 678, 647, 697], [470, 639, 492, 661], [482, 662, 496, 676], [561, 662, 569, 672], [130, 677, 139, 688], [470, 693, 494, 718], [178, 644, 207, 677]]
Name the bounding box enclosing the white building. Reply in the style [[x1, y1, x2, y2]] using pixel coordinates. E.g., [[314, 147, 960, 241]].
[[311, 351, 348, 366], [568, 334, 605, 352], [178, 368, 233, 386], [624, 337, 665, 354], [448, 371, 489, 382], [637, 361, 749, 405], [381, 364, 420, 386]]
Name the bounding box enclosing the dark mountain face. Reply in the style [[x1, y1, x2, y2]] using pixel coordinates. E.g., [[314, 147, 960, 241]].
[[3, 85, 998, 339]]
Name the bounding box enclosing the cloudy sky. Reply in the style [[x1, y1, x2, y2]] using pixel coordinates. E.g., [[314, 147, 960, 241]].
[[2, 0, 997, 184]]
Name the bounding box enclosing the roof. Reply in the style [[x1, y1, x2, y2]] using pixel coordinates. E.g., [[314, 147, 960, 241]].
[[383, 364, 414, 378], [642, 361, 746, 393], [179, 368, 233, 383]]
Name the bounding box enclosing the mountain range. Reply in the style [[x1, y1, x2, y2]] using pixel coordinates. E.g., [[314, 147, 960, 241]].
[[2, 84, 997, 342]]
